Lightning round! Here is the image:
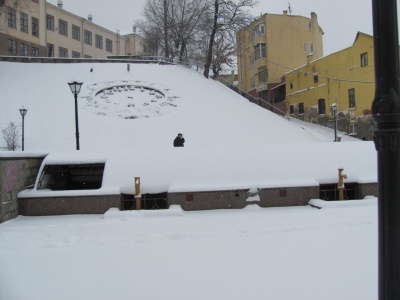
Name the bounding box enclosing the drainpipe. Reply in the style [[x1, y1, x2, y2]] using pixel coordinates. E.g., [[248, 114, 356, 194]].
[[371, 0, 400, 299], [337, 168, 347, 200], [134, 177, 141, 210]]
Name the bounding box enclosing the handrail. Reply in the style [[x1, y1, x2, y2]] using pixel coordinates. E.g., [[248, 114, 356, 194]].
[[213, 75, 288, 118]]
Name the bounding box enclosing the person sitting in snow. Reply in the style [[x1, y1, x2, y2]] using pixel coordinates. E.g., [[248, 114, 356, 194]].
[[173, 133, 185, 147]]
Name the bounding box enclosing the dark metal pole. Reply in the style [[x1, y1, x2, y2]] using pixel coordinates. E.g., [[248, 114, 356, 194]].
[[74, 92, 80, 150], [21, 115, 25, 151], [334, 107, 337, 142], [371, 0, 400, 299]]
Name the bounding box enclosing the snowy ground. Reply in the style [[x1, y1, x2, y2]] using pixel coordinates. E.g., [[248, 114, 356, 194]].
[[0, 199, 377, 300], [0, 61, 378, 299]]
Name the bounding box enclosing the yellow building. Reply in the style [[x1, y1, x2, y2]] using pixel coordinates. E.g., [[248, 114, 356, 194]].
[[285, 32, 375, 140], [236, 11, 324, 107]]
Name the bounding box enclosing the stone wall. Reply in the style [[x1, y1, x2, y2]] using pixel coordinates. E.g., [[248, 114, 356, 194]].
[[0, 156, 45, 223], [357, 183, 378, 199], [18, 195, 122, 216], [168, 186, 320, 211]]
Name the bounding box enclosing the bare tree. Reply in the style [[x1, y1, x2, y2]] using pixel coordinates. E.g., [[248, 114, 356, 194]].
[[203, 0, 258, 78], [137, 0, 208, 60], [2, 122, 20, 151], [0, 0, 32, 30]]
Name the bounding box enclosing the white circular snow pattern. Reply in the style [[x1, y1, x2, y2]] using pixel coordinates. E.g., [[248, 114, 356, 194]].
[[79, 80, 180, 119]]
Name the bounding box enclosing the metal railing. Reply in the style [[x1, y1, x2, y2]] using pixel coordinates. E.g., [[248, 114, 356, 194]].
[[213, 75, 288, 118]]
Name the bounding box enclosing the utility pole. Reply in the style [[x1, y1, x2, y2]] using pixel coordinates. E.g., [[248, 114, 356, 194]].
[[371, 0, 400, 299]]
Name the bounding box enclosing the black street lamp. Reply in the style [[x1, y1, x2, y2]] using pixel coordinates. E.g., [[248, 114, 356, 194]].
[[68, 80, 83, 150], [371, 0, 400, 299], [19, 106, 27, 151], [330, 103, 338, 142]]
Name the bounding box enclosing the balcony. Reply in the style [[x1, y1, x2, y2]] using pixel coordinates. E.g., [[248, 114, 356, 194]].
[[256, 82, 268, 92]]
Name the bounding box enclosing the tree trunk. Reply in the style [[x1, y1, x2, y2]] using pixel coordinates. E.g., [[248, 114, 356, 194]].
[[164, 0, 170, 58], [203, 0, 218, 78]]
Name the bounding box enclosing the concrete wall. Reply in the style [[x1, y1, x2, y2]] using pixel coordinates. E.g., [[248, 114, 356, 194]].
[[168, 186, 320, 211], [18, 194, 121, 216], [0, 156, 45, 223]]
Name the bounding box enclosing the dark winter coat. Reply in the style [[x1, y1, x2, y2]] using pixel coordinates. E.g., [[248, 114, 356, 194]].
[[173, 136, 185, 147]]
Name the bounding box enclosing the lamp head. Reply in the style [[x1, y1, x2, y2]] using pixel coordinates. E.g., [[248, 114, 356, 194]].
[[19, 106, 28, 117], [68, 80, 83, 95]]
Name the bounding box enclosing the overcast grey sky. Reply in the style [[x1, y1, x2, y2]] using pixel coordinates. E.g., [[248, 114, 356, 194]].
[[48, 0, 386, 56]]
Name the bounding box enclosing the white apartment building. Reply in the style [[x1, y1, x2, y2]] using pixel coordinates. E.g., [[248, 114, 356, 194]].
[[0, 0, 152, 58]]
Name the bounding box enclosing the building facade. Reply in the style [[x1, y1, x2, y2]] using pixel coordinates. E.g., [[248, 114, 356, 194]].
[[0, 0, 152, 58], [285, 32, 375, 140], [236, 11, 324, 108]]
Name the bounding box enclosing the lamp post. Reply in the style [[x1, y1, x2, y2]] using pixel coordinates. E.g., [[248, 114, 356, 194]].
[[19, 106, 27, 151], [68, 80, 83, 150], [331, 102, 338, 142]]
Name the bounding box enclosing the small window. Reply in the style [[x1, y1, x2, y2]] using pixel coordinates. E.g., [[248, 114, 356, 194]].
[[310, 43, 315, 54], [58, 46, 68, 58], [361, 52, 368, 67], [299, 102, 304, 114], [290, 82, 293, 89], [32, 47, 39, 57], [84, 30, 92, 45], [314, 73, 318, 83], [8, 7, 16, 28], [46, 14, 54, 31], [20, 43, 29, 56], [37, 163, 105, 191], [72, 25, 80, 41], [58, 19, 68, 36], [303, 42, 307, 53], [309, 22, 313, 29], [20, 12, 28, 33], [32, 17, 39, 37], [47, 43, 54, 57], [318, 98, 326, 115], [348, 88, 356, 108], [8, 39, 17, 54], [95, 34, 103, 49], [72, 51, 81, 58], [289, 105, 295, 115], [106, 38, 113, 52]]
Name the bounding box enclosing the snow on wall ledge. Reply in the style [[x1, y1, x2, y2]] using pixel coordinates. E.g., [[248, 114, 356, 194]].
[[18, 141, 377, 198]]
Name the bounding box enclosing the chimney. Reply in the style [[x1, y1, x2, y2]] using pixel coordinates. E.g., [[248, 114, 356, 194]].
[[311, 12, 317, 21], [88, 14, 93, 22], [132, 25, 137, 33], [283, 10, 288, 16], [57, 0, 63, 8]]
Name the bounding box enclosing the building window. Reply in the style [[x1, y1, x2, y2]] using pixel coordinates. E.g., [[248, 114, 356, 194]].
[[84, 55, 92, 58], [20, 43, 29, 56], [47, 43, 54, 57], [95, 34, 103, 49], [58, 19, 68, 36], [72, 51, 81, 58], [303, 42, 307, 53], [72, 25, 80, 41], [106, 38, 113, 52], [250, 22, 265, 42], [290, 82, 293, 89], [20, 12, 28, 33], [46, 14, 54, 31], [361, 52, 368, 67], [299, 102, 305, 114], [84, 30, 92, 45], [258, 69, 268, 84], [309, 22, 313, 29], [314, 73, 318, 83], [318, 98, 326, 115], [310, 43, 315, 54], [289, 105, 295, 115], [32, 17, 39, 37], [32, 47, 39, 57], [8, 39, 17, 54], [8, 7, 16, 28], [348, 88, 356, 108], [254, 42, 266, 60], [59, 46, 68, 58]]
